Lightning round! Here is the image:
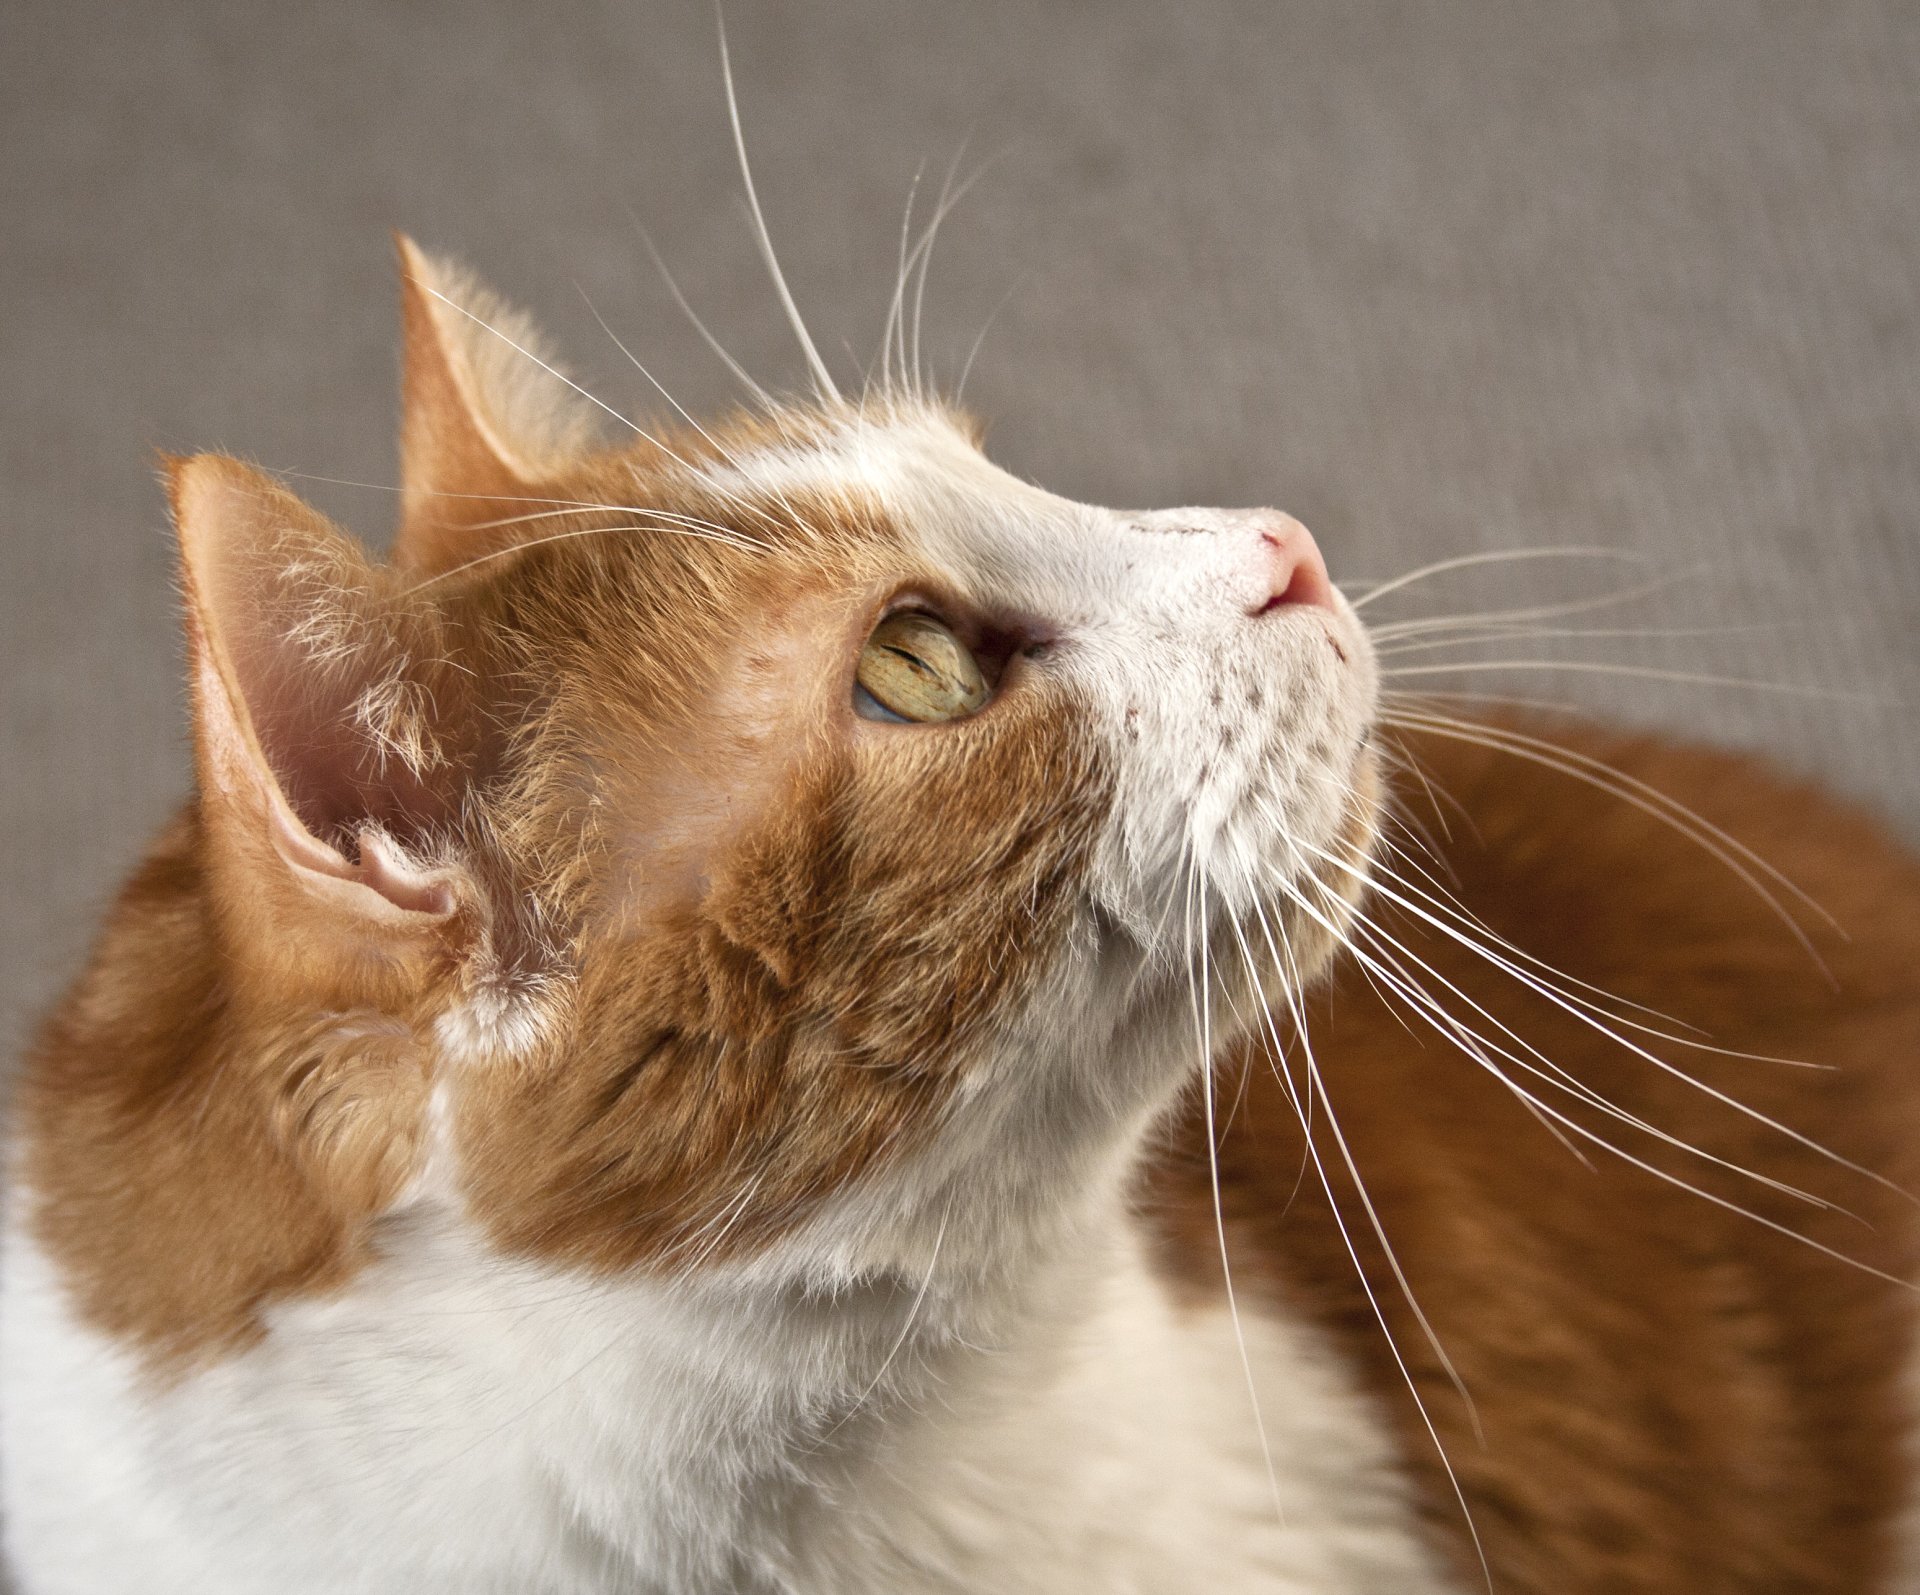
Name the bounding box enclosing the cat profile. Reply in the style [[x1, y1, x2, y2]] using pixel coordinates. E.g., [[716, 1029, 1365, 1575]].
[[3, 237, 1918, 1594]]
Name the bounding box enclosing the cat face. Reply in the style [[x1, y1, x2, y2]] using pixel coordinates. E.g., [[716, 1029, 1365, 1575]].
[[169, 244, 1381, 1291]]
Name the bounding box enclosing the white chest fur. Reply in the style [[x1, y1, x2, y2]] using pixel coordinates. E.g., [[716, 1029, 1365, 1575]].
[[1, 1195, 1453, 1594]]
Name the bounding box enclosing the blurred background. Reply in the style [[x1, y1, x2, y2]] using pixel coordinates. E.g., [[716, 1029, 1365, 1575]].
[[4, 0, 1917, 1070]]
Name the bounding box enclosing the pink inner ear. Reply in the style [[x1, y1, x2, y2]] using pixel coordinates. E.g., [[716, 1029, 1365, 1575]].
[[236, 633, 443, 844], [178, 458, 463, 910], [356, 829, 457, 917], [263, 802, 456, 921]]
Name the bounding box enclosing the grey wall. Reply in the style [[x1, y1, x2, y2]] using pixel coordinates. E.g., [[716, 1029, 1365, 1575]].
[[5, 0, 1918, 1064]]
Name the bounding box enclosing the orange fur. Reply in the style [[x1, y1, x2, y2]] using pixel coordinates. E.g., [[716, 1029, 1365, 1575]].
[[1151, 720, 1920, 1589], [17, 327, 1111, 1359], [13, 237, 1920, 1594]]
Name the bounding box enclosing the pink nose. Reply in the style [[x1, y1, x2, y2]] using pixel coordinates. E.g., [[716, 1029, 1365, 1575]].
[[1251, 517, 1336, 616]]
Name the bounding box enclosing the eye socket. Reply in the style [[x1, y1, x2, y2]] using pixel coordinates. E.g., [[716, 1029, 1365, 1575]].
[[855, 611, 990, 724]]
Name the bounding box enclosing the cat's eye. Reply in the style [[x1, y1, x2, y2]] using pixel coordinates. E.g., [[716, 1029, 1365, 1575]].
[[855, 611, 990, 724]]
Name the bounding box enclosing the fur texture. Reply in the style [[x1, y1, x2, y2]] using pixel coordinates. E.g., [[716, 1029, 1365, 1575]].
[[4, 243, 1918, 1594]]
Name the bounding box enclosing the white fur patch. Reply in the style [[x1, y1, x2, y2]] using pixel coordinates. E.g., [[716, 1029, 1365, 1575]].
[[1, 1192, 1453, 1593], [843, 410, 1377, 949]]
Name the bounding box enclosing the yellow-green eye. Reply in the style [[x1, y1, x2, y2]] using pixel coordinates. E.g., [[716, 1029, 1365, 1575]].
[[855, 612, 989, 724]]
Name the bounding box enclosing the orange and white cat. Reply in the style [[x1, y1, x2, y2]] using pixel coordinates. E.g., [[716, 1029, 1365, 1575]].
[[3, 239, 1918, 1594]]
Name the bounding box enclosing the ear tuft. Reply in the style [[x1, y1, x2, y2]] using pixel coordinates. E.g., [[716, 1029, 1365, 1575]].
[[393, 235, 608, 576], [169, 454, 471, 959]]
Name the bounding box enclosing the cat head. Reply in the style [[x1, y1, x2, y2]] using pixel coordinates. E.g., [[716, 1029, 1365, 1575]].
[[171, 239, 1380, 1284]]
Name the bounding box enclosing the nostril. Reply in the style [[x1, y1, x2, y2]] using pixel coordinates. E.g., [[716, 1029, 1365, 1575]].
[[1252, 565, 1325, 616], [1251, 525, 1336, 617]]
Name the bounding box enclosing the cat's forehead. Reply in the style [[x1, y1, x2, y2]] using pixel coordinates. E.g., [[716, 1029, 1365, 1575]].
[[672, 404, 1287, 635], [682, 403, 1089, 555], [691, 403, 1000, 502], [622, 399, 1221, 660]]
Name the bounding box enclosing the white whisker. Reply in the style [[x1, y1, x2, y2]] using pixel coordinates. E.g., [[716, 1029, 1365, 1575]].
[[806, 1202, 952, 1450], [1384, 658, 1875, 705], [1239, 898, 1479, 1417], [632, 221, 778, 409], [414, 282, 640, 440], [909, 146, 996, 398], [1343, 908, 1826, 1205], [455, 502, 761, 544], [1179, 858, 1288, 1529], [717, 12, 842, 403], [954, 272, 1029, 405], [1365, 570, 1697, 639], [1374, 621, 1773, 659], [1297, 834, 1911, 1209], [572, 286, 798, 534], [400, 518, 762, 593], [1381, 703, 1839, 954], [1370, 838, 1829, 1072], [1241, 880, 1492, 1587], [1340, 922, 1920, 1290], [881, 162, 928, 396], [1349, 547, 1642, 613]]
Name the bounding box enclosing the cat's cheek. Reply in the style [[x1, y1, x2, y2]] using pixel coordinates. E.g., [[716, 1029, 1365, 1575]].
[[439, 696, 1114, 1278], [267, 1014, 437, 1218], [594, 585, 881, 933]]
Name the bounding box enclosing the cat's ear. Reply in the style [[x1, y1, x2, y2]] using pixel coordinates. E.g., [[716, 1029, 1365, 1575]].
[[170, 453, 475, 980], [392, 234, 607, 576]]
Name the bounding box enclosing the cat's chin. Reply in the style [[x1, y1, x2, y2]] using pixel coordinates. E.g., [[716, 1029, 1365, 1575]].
[[1311, 737, 1384, 939], [1240, 739, 1384, 1017]]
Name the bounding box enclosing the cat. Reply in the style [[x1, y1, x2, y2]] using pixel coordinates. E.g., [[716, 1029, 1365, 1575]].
[[3, 235, 1918, 1595]]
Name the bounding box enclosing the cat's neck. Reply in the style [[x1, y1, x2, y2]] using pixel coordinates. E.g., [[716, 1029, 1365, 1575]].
[[223, 1173, 1437, 1593], [7, 1091, 1448, 1593], [358, 1184, 1166, 1590]]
